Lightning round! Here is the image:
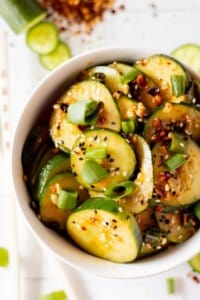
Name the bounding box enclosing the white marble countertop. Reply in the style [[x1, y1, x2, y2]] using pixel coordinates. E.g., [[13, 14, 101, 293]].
[[0, 0, 200, 299]]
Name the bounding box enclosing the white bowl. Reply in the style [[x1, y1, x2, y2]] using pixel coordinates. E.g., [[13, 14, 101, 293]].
[[12, 47, 200, 278]]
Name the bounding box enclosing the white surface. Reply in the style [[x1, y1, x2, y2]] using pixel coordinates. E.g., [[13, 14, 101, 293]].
[[1, 0, 200, 299]]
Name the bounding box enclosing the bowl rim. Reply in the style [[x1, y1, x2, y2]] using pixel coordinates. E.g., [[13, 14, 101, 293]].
[[12, 47, 200, 279]]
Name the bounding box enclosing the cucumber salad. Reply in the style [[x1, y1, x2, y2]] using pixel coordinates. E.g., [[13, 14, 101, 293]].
[[22, 54, 200, 263]]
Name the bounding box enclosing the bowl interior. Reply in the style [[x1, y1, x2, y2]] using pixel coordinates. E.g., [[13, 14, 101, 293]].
[[12, 48, 200, 278]]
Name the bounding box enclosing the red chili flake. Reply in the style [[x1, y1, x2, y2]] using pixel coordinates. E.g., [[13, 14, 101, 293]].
[[81, 225, 87, 231], [188, 272, 200, 284]]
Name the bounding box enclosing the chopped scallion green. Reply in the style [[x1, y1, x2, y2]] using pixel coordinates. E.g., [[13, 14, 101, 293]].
[[169, 132, 187, 154], [121, 119, 136, 134], [194, 201, 200, 220], [40, 290, 67, 300], [0, 247, 9, 267], [81, 159, 108, 185], [170, 74, 186, 97], [164, 153, 186, 171], [105, 181, 135, 198], [166, 277, 175, 294], [57, 189, 78, 209], [67, 100, 99, 125], [86, 147, 107, 161], [121, 67, 140, 84]]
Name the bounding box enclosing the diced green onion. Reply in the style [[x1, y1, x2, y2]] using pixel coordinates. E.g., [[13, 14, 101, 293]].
[[81, 159, 108, 185], [121, 119, 136, 134], [166, 278, 175, 294], [105, 181, 135, 199], [170, 75, 186, 97], [164, 153, 186, 171], [194, 201, 200, 220], [86, 147, 107, 161], [0, 247, 9, 267], [40, 290, 67, 300], [145, 229, 166, 247], [67, 100, 99, 125], [57, 189, 78, 209], [169, 132, 187, 154], [121, 67, 140, 84]]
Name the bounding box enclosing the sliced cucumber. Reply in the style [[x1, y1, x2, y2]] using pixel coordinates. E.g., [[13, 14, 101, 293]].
[[153, 140, 200, 206], [70, 129, 136, 191], [136, 54, 192, 103], [40, 42, 71, 71], [119, 135, 153, 214], [117, 96, 138, 120], [36, 153, 71, 201], [26, 22, 59, 55], [0, 0, 46, 34], [172, 44, 200, 74], [144, 103, 200, 143], [189, 253, 200, 273], [40, 172, 89, 230], [155, 210, 197, 243], [110, 62, 135, 75], [67, 197, 142, 263], [79, 66, 129, 94]]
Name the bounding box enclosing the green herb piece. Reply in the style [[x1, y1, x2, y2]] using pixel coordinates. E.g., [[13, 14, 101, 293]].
[[81, 159, 108, 184], [166, 277, 175, 294], [105, 181, 135, 199], [170, 75, 186, 97], [169, 132, 187, 154], [194, 201, 200, 220], [57, 189, 78, 209], [164, 153, 186, 171], [189, 252, 200, 273], [86, 147, 107, 161], [121, 67, 140, 84], [0, 247, 9, 267], [67, 100, 99, 125], [121, 119, 136, 134], [40, 290, 67, 300]]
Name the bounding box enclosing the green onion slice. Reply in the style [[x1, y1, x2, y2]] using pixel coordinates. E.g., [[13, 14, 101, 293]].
[[170, 74, 186, 97], [81, 159, 108, 185], [164, 153, 186, 171], [0, 247, 9, 267], [121, 119, 136, 134], [169, 132, 187, 154], [40, 290, 67, 300], [57, 189, 78, 209], [67, 100, 99, 125], [105, 181, 135, 198], [194, 201, 200, 220], [86, 147, 107, 161], [121, 67, 140, 84], [166, 277, 175, 294]]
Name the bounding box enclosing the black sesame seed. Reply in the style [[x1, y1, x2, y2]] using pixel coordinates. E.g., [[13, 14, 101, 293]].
[[109, 158, 114, 162], [94, 135, 98, 140], [106, 154, 110, 159], [112, 219, 117, 223], [103, 136, 108, 141]]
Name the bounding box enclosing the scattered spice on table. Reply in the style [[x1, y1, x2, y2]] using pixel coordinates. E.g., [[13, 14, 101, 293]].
[[188, 272, 200, 284]]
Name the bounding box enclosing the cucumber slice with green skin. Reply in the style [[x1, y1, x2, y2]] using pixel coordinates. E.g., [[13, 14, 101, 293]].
[[0, 0, 46, 34], [36, 153, 71, 201], [40, 172, 89, 230], [189, 253, 200, 273], [117, 96, 138, 120], [119, 135, 153, 214], [155, 210, 198, 243], [40, 42, 71, 71], [110, 62, 135, 75], [172, 44, 200, 74], [80, 66, 129, 94], [67, 197, 142, 263], [50, 80, 121, 151], [136, 54, 192, 103], [26, 22, 59, 55], [144, 103, 200, 144], [153, 140, 200, 206], [70, 129, 136, 191]]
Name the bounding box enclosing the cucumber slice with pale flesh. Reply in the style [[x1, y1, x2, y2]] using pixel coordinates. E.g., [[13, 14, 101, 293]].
[[40, 42, 71, 71], [50, 80, 121, 151], [117, 96, 138, 120], [67, 198, 142, 263], [172, 44, 200, 74], [0, 0, 46, 34], [189, 253, 200, 273], [70, 129, 136, 191], [40, 172, 89, 230], [26, 22, 59, 55]]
